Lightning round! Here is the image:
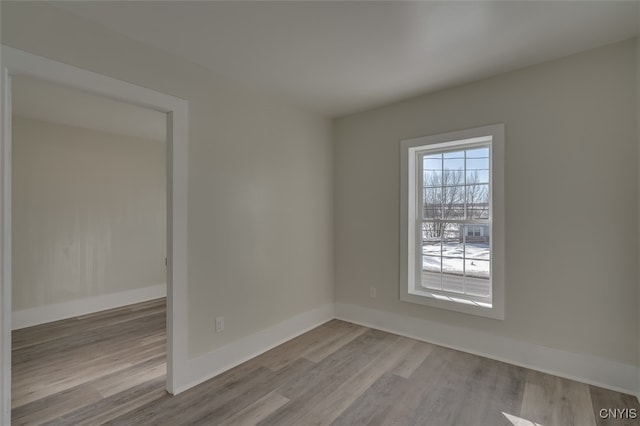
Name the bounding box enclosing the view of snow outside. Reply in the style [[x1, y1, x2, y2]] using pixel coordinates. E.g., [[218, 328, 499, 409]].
[[422, 241, 490, 278], [421, 238, 491, 296], [420, 146, 491, 297]]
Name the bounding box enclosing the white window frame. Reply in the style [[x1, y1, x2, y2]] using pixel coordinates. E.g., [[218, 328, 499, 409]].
[[400, 124, 505, 320]]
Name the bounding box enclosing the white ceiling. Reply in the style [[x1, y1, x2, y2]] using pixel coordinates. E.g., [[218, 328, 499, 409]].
[[57, 1, 639, 117], [12, 75, 166, 142]]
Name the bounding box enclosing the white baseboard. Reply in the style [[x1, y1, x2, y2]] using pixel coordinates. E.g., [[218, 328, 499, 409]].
[[335, 302, 639, 396], [12, 284, 166, 330], [28, 296, 628, 398], [175, 303, 335, 394]]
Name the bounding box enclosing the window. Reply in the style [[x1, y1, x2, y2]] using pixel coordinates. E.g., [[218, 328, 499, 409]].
[[466, 226, 482, 237], [400, 124, 504, 319]]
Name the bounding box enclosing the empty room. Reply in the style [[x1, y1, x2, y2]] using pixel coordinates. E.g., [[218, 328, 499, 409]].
[[0, 1, 639, 425], [9, 75, 168, 425]]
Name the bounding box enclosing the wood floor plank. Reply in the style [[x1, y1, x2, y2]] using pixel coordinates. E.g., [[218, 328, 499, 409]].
[[218, 391, 290, 426], [12, 355, 165, 424], [331, 373, 408, 426], [277, 329, 391, 400], [42, 376, 167, 426], [521, 370, 597, 426], [368, 345, 455, 425], [260, 320, 362, 371], [111, 358, 315, 425], [108, 368, 277, 426], [389, 339, 435, 379], [13, 303, 639, 426], [301, 335, 416, 425], [258, 329, 396, 426], [302, 324, 368, 363], [451, 356, 526, 426], [367, 345, 525, 426], [401, 347, 488, 425], [189, 359, 315, 425], [12, 315, 165, 379], [12, 338, 166, 408], [12, 298, 165, 351], [590, 385, 640, 426], [11, 384, 103, 426], [94, 357, 166, 398]]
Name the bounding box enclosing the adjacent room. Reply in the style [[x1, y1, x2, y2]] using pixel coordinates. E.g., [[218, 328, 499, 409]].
[[1, 1, 639, 425], [9, 75, 168, 425]]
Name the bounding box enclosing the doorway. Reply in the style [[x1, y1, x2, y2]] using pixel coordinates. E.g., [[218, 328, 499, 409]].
[[1, 46, 189, 424], [10, 74, 167, 422]]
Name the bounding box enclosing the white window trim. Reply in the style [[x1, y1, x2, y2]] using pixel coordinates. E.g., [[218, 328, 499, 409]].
[[400, 124, 505, 320]]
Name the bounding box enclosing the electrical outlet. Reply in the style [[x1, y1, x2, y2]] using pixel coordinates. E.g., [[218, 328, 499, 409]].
[[215, 316, 224, 333], [369, 287, 376, 298]]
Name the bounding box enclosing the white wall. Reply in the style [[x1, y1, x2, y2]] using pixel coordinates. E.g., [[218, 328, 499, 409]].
[[12, 116, 166, 313], [334, 39, 638, 367], [0, 2, 334, 358]]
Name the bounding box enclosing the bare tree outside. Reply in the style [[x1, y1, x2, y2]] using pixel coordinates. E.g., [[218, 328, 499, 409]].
[[422, 168, 488, 238]]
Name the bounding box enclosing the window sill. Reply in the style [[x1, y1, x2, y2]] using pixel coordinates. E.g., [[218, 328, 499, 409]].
[[401, 288, 504, 320]]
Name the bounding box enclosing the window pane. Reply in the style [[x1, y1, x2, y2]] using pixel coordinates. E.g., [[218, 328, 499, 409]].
[[465, 242, 490, 261], [464, 226, 490, 296], [423, 169, 442, 188], [441, 225, 463, 258], [466, 184, 489, 219], [441, 222, 464, 293], [422, 222, 443, 244], [441, 168, 464, 187], [443, 150, 464, 173], [442, 257, 463, 276], [421, 262, 441, 290], [423, 207, 441, 220], [465, 259, 490, 280], [466, 169, 489, 185], [466, 147, 489, 161], [464, 260, 490, 297], [466, 148, 490, 212], [465, 148, 489, 170], [442, 258, 464, 293], [443, 157, 464, 175], [422, 187, 442, 219], [423, 153, 442, 165], [422, 255, 442, 274], [442, 185, 464, 219], [444, 150, 465, 160], [423, 154, 442, 188], [442, 222, 460, 240], [463, 225, 490, 257], [464, 276, 490, 297]]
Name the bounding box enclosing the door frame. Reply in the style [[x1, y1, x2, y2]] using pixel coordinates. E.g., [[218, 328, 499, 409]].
[[0, 45, 189, 424]]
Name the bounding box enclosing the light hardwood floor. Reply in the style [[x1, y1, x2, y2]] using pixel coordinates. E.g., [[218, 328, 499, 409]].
[[12, 299, 640, 425]]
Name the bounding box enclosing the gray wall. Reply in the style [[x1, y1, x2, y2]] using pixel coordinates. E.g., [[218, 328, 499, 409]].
[[12, 116, 166, 311], [1, 2, 334, 358], [334, 39, 638, 365]]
